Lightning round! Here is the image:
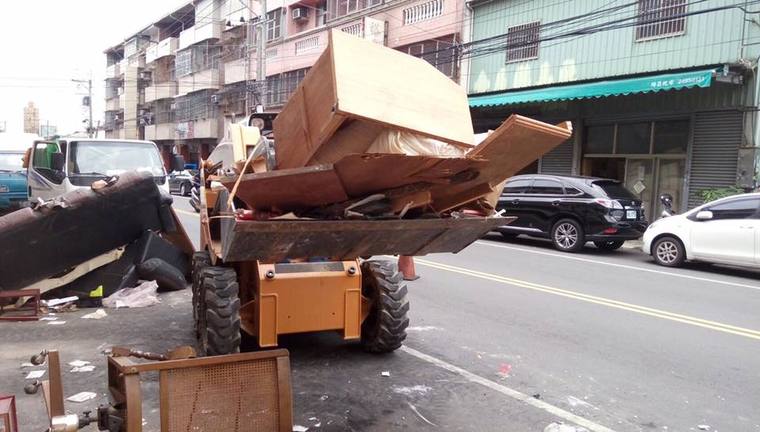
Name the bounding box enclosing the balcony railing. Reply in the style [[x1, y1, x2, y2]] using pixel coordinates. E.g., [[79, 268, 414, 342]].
[[179, 22, 223, 50], [403, 0, 444, 25], [145, 82, 178, 103], [146, 37, 178, 63]]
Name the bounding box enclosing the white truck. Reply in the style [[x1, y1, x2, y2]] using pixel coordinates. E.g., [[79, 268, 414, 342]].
[[26, 138, 169, 201]]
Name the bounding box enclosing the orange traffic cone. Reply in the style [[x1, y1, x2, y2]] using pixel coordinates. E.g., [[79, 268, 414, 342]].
[[398, 255, 420, 281]]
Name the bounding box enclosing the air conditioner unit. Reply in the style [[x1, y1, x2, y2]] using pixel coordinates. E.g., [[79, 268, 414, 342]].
[[292, 7, 308, 21], [211, 94, 219, 104]]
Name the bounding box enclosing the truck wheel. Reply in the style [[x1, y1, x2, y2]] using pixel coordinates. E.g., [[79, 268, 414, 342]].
[[191, 251, 211, 337], [360, 260, 410, 353], [199, 267, 241, 356]]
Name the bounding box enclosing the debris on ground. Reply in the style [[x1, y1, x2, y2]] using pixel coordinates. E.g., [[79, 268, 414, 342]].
[[47, 321, 66, 325], [407, 402, 437, 427], [697, 425, 711, 431], [292, 426, 309, 432], [81, 308, 107, 319], [0, 171, 193, 309], [544, 422, 590, 432], [392, 385, 432, 396], [70, 365, 96, 373], [43, 296, 79, 308], [66, 391, 96, 403], [68, 360, 91, 367], [497, 363, 512, 379], [24, 370, 45, 379], [103, 281, 160, 309], [381, 371, 391, 377]]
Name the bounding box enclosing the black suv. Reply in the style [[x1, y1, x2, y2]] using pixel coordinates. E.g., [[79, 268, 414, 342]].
[[496, 175, 648, 252]]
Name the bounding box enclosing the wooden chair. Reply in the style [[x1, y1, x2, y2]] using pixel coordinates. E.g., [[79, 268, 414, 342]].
[[107, 349, 293, 432]]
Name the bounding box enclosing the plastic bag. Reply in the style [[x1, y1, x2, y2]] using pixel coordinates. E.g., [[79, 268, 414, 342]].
[[103, 280, 160, 309]]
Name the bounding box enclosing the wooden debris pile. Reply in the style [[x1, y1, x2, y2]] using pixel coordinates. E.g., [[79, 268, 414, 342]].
[[207, 30, 573, 221]]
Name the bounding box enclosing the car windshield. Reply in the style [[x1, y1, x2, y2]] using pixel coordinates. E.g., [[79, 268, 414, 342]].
[[68, 141, 164, 177], [591, 180, 637, 200], [0, 152, 25, 172]]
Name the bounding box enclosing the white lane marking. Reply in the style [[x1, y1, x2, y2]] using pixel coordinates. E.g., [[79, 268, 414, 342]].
[[401, 346, 616, 432], [475, 240, 760, 292]]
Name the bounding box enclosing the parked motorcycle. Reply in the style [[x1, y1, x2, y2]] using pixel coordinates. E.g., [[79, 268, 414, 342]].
[[659, 193, 675, 218]]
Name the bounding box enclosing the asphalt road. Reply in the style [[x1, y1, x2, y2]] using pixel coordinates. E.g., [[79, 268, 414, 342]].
[[4, 196, 759, 431]]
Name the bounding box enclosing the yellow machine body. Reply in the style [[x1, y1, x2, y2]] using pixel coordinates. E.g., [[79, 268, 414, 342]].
[[237, 260, 366, 347]]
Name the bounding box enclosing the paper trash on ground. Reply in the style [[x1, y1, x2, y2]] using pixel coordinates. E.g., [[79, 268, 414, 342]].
[[67, 391, 97, 403], [81, 308, 108, 319], [71, 365, 96, 373], [103, 281, 160, 309], [68, 360, 91, 367], [25, 370, 46, 379], [47, 321, 66, 325], [381, 371, 390, 377], [292, 426, 309, 432], [44, 296, 79, 307]]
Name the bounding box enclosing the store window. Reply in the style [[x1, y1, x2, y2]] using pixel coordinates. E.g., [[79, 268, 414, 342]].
[[653, 120, 689, 153], [636, 0, 687, 41], [617, 122, 651, 154], [267, 8, 282, 41], [397, 35, 458, 79], [584, 125, 614, 154], [327, 0, 382, 20], [506, 21, 540, 63]]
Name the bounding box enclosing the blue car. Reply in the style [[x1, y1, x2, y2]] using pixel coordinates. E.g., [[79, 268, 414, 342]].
[[0, 150, 28, 212]]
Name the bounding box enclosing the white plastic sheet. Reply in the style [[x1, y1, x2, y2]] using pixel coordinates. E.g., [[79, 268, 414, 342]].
[[366, 130, 465, 157], [103, 281, 160, 309]]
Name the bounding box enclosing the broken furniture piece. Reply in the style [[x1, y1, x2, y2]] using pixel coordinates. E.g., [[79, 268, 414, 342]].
[[191, 31, 571, 357], [25, 347, 293, 432], [0, 393, 19, 432], [0, 289, 40, 321], [0, 172, 193, 303]]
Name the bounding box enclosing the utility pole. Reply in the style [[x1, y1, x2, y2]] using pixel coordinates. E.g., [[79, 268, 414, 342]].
[[72, 77, 94, 137], [257, 0, 267, 112]]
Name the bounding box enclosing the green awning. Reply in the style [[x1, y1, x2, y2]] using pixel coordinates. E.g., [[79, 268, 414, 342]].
[[469, 69, 715, 108]]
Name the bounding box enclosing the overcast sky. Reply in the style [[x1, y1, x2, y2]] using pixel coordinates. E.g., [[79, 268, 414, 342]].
[[0, 0, 186, 135]]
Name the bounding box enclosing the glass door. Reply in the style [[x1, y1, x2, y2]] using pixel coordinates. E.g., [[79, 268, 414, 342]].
[[654, 158, 686, 216], [624, 159, 655, 217]]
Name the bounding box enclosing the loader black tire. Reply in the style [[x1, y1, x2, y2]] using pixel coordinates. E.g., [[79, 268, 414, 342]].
[[191, 251, 211, 337], [360, 260, 410, 353], [199, 266, 241, 356]]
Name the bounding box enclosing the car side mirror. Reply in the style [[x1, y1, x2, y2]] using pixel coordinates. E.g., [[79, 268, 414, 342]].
[[695, 210, 713, 221], [171, 154, 185, 172], [50, 152, 65, 172]]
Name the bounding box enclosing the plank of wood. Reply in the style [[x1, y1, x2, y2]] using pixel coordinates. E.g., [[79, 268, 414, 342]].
[[431, 115, 573, 212], [273, 30, 474, 169], [219, 165, 348, 211], [330, 30, 474, 147], [333, 153, 485, 198], [308, 119, 385, 165]]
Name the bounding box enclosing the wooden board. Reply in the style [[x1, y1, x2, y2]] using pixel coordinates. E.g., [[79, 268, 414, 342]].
[[431, 115, 573, 212], [333, 153, 484, 197], [273, 30, 474, 169], [221, 217, 514, 262], [220, 165, 348, 211], [308, 119, 385, 165]]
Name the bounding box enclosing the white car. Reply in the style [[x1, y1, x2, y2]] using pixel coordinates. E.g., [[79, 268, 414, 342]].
[[642, 193, 760, 267]]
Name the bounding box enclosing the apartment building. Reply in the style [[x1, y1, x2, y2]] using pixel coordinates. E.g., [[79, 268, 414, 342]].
[[23, 102, 40, 134], [103, 0, 465, 166], [466, 0, 760, 214]]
